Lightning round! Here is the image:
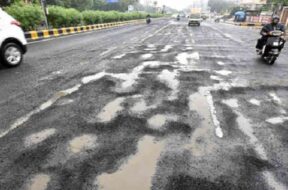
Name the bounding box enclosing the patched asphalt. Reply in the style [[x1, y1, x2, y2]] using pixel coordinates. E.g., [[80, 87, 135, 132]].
[[0, 19, 288, 190]]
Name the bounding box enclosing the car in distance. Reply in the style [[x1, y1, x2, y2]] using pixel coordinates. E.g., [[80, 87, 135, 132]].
[[0, 8, 27, 67], [188, 14, 202, 26]]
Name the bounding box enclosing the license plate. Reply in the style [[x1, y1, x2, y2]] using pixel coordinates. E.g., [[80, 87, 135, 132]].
[[273, 42, 279, 46]]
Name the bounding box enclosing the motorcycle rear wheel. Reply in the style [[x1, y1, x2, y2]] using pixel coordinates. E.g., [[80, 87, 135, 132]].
[[268, 56, 277, 65]]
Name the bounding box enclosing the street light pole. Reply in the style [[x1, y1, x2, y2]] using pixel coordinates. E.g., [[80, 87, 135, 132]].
[[40, 0, 49, 29]]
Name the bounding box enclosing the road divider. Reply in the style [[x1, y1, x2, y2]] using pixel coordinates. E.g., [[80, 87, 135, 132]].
[[225, 21, 264, 27], [25, 20, 145, 42]]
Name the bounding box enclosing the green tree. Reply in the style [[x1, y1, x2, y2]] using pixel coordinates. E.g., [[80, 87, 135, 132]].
[[208, 0, 235, 13], [268, 0, 288, 5]]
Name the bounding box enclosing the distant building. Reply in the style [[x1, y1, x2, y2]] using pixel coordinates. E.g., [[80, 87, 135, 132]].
[[238, 0, 267, 10]]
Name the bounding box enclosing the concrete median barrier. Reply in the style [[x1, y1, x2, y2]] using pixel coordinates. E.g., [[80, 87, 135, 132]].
[[25, 19, 145, 42], [225, 21, 264, 27]]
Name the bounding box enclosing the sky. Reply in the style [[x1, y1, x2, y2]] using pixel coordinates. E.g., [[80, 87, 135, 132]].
[[140, 0, 194, 10], [157, 0, 193, 10]]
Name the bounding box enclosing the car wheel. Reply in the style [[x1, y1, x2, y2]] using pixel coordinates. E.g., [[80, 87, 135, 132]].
[[1, 42, 23, 67]]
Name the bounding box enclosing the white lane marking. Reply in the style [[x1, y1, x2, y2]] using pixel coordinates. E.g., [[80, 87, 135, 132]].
[[113, 54, 126, 59], [157, 69, 179, 100], [25, 174, 51, 190], [198, 87, 223, 138], [100, 47, 117, 56], [249, 99, 261, 106], [95, 136, 165, 190], [0, 84, 81, 139], [266, 116, 288, 125], [141, 23, 171, 42], [39, 70, 63, 81], [215, 70, 232, 76], [269, 92, 282, 104], [223, 99, 268, 160], [82, 71, 106, 84], [97, 97, 126, 123], [24, 128, 56, 148]]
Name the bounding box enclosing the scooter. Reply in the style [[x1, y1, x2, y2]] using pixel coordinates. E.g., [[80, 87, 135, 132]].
[[146, 18, 151, 24], [258, 30, 285, 65]]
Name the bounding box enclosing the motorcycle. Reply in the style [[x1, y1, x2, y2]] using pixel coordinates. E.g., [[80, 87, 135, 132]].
[[177, 16, 180, 21], [146, 18, 151, 24], [258, 30, 285, 65]]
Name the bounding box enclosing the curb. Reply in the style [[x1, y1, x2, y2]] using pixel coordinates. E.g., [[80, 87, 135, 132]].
[[225, 21, 264, 27], [25, 19, 145, 42]]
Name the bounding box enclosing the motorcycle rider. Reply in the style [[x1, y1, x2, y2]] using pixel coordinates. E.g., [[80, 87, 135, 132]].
[[146, 14, 151, 24], [256, 15, 286, 53]]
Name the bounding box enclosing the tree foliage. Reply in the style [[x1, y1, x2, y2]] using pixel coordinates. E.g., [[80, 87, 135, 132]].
[[46, 0, 139, 11], [5, 2, 44, 30], [208, 0, 235, 13], [268, 0, 288, 6]]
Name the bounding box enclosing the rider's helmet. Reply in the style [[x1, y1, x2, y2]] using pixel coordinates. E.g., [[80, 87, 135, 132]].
[[271, 15, 280, 25]]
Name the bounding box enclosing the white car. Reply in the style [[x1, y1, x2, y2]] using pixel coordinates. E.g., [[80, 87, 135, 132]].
[[0, 8, 27, 67]]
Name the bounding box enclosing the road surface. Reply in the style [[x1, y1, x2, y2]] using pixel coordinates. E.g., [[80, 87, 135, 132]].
[[0, 19, 288, 190]]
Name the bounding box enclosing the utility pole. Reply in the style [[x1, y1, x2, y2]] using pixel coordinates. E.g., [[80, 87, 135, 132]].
[[40, 0, 49, 29]]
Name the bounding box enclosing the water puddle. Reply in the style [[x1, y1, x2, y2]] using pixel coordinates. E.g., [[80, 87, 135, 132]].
[[222, 99, 239, 108], [266, 117, 288, 125], [109, 61, 165, 91], [263, 171, 287, 190], [141, 54, 153, 59], [217, 61, 225, 66], [147, 114, 178, 130], [130, 99, 157, 113], [215, 70, 232, 76], [188, 93, 217, 156], [82, 72, 106, 84], [97, 98, 125, 122], [95, 136, 164, 190], [25, 174, 50, 190], [24, 128, 56, 148], [176, 52, 200, 65], [210, 75, 223, 81], [68, 134, 98, 154], [269, 92, 282, 105], [113, 54, 126, 59], [249, 99, 261, 106], [160, 45, 173, 52], [157, 69, 179, 100]]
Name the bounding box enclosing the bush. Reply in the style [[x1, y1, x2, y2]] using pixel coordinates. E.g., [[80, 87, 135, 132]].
[[5, 3, 164, 31], [48, 6, 82, 28], [82, 10, 102, 25], [5, 3, 44, 31]]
